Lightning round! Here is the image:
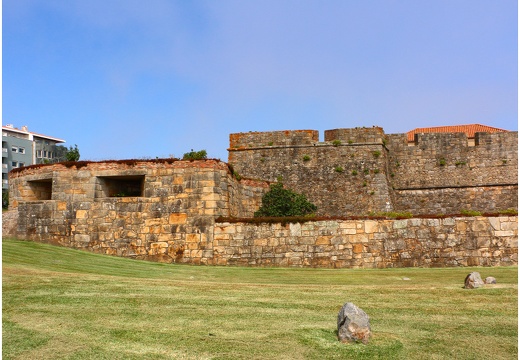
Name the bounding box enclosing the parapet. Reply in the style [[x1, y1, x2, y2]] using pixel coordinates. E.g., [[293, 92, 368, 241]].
[[229, 130, 319, 149], [412, 132, 469, 148], [324, 127, 385, 144], [229, 127, 389, 150]]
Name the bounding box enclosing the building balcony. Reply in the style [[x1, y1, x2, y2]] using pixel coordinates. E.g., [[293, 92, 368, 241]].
[[2, 179, 8, 189], [2, 163, 8, 173], [2, 148, 7, 157]]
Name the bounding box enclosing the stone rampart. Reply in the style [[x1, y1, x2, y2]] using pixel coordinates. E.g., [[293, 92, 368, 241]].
[[229, 128, 518, 216], [6, 126, 518, 268], [8, 159, 268, 262], [229, 128, 392, 217], [211, 216, 517, 268]]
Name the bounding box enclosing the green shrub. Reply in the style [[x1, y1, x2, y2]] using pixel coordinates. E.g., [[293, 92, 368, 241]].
[[460, 209, 482, 216], [332, 140, 341, 147], [183, 149, 207, 160], [334, 166, 344, 173], [367, 211, 413, 219], [65, 144, 80, 161], [372, 150, 381, 158], [351, 170, 358, 176], [254, 183, 317, 217], [303, 155, 311, 162], [499, 208, 518, 215], [439, 158, 446, 166]]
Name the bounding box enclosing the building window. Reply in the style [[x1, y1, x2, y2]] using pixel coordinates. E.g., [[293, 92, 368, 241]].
[[11, 161, 17, 168], [37, 150, 42, 158], [18, 147, 25, 154], [11, 146, 17, 153], [19, 162, 25, 167]]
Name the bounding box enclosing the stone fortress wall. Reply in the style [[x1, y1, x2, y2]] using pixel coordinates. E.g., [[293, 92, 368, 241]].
[[6, 127, 518, 267], [8, 160, 268, 262], [228, 127, 517, 216]]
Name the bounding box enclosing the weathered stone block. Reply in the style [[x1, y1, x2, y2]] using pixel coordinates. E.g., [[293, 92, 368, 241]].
[[352, 243, 363, 254], [169, 213, 187, 224], [316, 236, 332, 245]]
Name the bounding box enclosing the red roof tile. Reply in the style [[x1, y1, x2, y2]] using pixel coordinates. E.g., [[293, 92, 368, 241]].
[[407, 124, 509, 142]]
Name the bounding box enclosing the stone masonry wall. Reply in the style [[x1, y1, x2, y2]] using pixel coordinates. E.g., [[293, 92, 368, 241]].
[[229, 127, 393, 217], [9, 160, 268, 263], [210, 216, 517, 268], [229, 128, 518, 216], [386, 131, 518, 214], [6, 127, 518, 269]]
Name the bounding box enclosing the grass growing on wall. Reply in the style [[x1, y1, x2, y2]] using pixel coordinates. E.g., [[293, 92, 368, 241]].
[[3, 238, 518, 360]]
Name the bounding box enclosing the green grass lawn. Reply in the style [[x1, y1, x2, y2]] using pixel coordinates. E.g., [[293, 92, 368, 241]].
[[2, 238, 518, 360]]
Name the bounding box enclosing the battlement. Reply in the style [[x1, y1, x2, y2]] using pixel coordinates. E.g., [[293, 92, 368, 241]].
[[229, 130, 318, 149], [228, 126, 517, 216], [324, 127, 385, 144]]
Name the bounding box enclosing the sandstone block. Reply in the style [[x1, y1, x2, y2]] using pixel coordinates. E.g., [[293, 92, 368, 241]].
[[316, 236, 332, 245], [352, 243, 363, 254], [75, 210, 88, 219], [364, 221, 379, 234], [74, 234, 90, 243], [169, 213, 187, 224], [186, 233, 201, 243]]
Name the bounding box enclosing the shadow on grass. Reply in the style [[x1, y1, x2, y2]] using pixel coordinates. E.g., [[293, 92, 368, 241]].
[[297, 328, 405, 360], [2, 319, 51, 359]]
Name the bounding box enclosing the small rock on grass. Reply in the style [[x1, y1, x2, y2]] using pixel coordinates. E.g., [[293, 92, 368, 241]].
[[485, 276, 497, 284]]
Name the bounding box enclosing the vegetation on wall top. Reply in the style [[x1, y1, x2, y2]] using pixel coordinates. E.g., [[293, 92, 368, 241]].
[[65, 144, 81, 161], [182, 149, 207, 160]]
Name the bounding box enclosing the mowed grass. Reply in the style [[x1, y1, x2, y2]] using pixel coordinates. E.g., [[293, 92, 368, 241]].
[[2, 238, 518, 360]]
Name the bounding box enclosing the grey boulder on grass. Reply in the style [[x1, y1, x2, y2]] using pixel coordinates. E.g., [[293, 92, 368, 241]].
[[464, 272, 485, 289], [337, 302, 371, 344]]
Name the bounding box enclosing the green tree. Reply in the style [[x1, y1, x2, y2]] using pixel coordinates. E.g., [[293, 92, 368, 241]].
[[66, 145, 80, 161], [54, 145, 69, 162], [2, 190, 8, 209], [254, 182, 317, 217], [182, 149, 207, 160]]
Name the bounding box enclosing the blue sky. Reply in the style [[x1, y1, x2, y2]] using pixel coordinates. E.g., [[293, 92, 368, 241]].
[[3, 0, 518, 161]]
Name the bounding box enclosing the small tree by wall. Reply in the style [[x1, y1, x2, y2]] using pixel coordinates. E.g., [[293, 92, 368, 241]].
[[254, 182, 317, 217], [183, 149, 207, 160], [66, 145, 80, 161]]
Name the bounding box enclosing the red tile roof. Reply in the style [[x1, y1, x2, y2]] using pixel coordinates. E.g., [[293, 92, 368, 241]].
[[407, 124, 509, 142]]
